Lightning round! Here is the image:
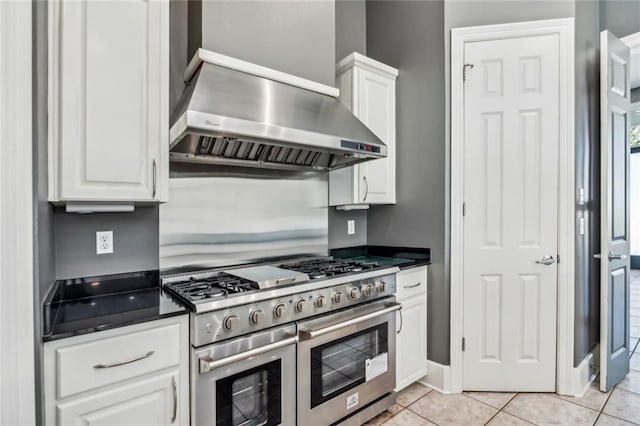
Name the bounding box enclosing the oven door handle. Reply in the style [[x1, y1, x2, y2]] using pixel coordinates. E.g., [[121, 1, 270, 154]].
[[199, 335, 298, 373], [298, 303, 402, 341]]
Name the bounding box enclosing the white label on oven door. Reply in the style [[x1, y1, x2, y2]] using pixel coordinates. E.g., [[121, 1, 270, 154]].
[[365, 353, 388, 382], [346, 392, 359, 410]]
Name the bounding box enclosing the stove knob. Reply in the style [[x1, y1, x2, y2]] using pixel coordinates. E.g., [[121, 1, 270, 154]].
[[349, 287, 361, 299], [332, 291, 343, 304], [362, 284, 374, 296], [315, 295, 327, 308], [295, 299, 306, 313], [376, 281, 386, 293], [223, 314, 239, 331], [273, 303, 287, 318], [249, 309, 264, 325]]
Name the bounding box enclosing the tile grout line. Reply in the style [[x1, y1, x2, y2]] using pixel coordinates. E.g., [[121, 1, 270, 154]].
[[550, 391, 605, 414], [602, 385, 640, 425], [497, 393, 550, 426], [591, 384, 617, 425]]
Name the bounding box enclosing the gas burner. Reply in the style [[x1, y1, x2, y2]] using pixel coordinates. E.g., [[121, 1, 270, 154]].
[[280, 258, 380, 279], [309, 271, 327, 279], [164, 272, 259, 303], [186, 287, 227, 300]]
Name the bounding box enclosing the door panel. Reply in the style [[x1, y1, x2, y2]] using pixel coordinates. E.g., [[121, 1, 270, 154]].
[[356, 68, 396, 204], [57, 371, 178, 426], [600, 30, 631, 392], [56, 0, 166, 201], [462, 33, 559, 391]]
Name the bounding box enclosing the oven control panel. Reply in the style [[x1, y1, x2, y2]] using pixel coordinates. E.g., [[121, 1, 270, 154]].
[[192, 273, 397, 347]]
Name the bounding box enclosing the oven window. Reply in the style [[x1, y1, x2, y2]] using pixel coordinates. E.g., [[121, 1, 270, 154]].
[[310, 323, 388, 408], [216, 360, 282, 426]]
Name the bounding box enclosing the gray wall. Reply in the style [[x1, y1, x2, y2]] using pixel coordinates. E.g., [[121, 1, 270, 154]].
[[199, 0, 336, 86], [329, 209, 368, 248], [366, 0, 447, 364], [600, 0, 640, 38], [336, 0, 367, 61], [54, 208, 160, 279], [33, 1, 53, 423], [329, 0, 369, 250], [574, 0, 601, 366]]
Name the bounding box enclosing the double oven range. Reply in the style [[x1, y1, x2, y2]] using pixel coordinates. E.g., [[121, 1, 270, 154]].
[[163, 257, 401, 426]]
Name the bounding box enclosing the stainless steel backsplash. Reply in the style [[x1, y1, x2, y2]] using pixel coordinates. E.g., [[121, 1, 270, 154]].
[[160, 165, 328, 274]]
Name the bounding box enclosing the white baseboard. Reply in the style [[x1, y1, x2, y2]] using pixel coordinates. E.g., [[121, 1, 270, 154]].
[[419, 360, 452, 394], [566, 351, 596, 397]]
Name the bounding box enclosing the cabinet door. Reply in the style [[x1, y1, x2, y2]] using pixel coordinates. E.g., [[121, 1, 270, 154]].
[[396, 295, 427, 391], [50, 0, 168, 202], [57, 370, 184, 426], [355, 68, 396, 204]]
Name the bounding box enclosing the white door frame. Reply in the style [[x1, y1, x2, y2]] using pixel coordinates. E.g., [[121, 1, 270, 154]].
[[0, 1, 36, 424], [450, 18, 575, 395]]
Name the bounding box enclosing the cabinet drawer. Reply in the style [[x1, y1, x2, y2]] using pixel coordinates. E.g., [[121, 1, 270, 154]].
[[396, 266, 427, 300], [55, 322, 181, 399]]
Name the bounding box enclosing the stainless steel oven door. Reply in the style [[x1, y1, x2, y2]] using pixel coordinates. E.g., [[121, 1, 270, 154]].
[[193, 324, 297, 426], [296, 299, 400, 426]]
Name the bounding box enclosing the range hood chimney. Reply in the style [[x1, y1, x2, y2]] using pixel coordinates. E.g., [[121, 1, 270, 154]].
[[169, 49, 388, 172]]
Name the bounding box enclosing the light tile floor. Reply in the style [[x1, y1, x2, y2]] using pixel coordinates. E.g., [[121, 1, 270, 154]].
[[364, 271, 640, 425]]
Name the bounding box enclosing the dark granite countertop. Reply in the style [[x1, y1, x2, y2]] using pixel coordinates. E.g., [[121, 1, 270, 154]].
[[43, 270, 189, 342], [330, 245, 431, 270]]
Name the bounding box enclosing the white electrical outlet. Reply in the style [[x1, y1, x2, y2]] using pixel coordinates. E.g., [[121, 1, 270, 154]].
[[96, 231, 114, 254], [347, 220, 356, 235]]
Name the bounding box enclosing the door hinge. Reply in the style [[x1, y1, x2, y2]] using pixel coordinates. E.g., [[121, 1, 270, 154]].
[[463, 64, 475, 81], [557, 254, 560, 264], [462, 337, 466, 351], [462, 202, 466, 217]]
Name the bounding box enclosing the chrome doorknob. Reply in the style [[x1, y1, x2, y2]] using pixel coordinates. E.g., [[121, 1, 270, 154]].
[[535, 255, 556, 265], [608, 252, 628, 261]]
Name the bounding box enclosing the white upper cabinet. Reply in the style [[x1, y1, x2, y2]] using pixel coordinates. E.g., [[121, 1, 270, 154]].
[[330, 53, 398, 207], [48, 0, 169, 204]]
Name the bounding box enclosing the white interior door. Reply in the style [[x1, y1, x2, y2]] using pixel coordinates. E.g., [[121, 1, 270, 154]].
[[599, 30, 631, 392], [462, 33, 560, 391]]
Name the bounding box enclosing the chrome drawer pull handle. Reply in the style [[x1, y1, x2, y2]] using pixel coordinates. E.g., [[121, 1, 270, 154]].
[[363, 176, 369, 202], [171, 376, 177, 423], [152, 159, 157, 199], [404, 282, 422, 289], [397, 310, 404, 335], [199, 336, 298, 373], [299, 303, 402, 340], [93, 350, 154, 369]]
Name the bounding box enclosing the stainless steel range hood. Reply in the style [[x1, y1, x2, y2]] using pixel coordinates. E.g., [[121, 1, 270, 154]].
[[169, 49, 387, 171]]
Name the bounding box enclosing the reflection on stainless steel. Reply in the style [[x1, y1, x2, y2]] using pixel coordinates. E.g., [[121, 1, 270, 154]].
[[193, 324, 296, 426], [159, 169, 327, 274], [297, 299, 397, 426], [170, 49, 387, 172]]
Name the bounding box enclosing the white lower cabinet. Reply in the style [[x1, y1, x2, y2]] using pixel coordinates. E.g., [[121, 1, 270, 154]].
[[57, 370, 180, 426], [395, 266, 428, 391], [44, 315, 189, 426]]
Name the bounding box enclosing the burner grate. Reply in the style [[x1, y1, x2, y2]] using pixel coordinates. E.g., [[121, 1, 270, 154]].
[[280, 259, 379, 279], [165, 272, 259, 302]]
